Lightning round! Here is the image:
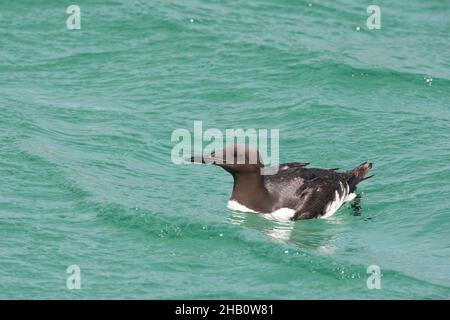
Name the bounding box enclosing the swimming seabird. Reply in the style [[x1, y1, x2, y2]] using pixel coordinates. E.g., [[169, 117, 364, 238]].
[[190, 144, 373, 221]]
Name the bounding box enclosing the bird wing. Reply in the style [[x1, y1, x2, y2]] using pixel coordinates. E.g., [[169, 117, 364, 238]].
[[291, 176, 349, 220], [261, 162, 310, 176]]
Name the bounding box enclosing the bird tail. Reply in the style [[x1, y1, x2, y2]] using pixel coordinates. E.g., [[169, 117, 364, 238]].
[[346, 162, 373, 192]]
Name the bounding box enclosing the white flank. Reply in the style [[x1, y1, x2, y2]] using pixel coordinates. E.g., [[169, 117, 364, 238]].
[[265, 208, 296, 222], [345, 192, 357, 202], [227, 200, 295, 222], [320, 182, 354, 219]]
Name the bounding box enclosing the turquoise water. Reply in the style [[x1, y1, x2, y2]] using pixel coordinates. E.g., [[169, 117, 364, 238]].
[[1, 0, 449, 299]]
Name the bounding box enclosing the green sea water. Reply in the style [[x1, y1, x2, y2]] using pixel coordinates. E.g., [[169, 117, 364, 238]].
[[1, 0, 449, 299]]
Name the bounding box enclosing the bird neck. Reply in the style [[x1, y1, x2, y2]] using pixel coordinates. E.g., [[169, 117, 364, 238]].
[[230, 172, 273, 213]]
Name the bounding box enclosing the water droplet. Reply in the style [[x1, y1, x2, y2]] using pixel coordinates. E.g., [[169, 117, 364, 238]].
[[189, 18, 194, 23], [356, 26, 361, 31], [219, 233, 223, 237]]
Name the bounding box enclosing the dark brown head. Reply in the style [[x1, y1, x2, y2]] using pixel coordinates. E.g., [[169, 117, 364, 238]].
[[190, 144, 264, 174]]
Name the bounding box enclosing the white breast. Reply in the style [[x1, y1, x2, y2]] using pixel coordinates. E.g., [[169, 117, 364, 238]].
[[227, 200, 258, 213]]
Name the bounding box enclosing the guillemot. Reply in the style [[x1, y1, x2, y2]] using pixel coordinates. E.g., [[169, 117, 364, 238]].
[[190, 144, 373, 221]]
